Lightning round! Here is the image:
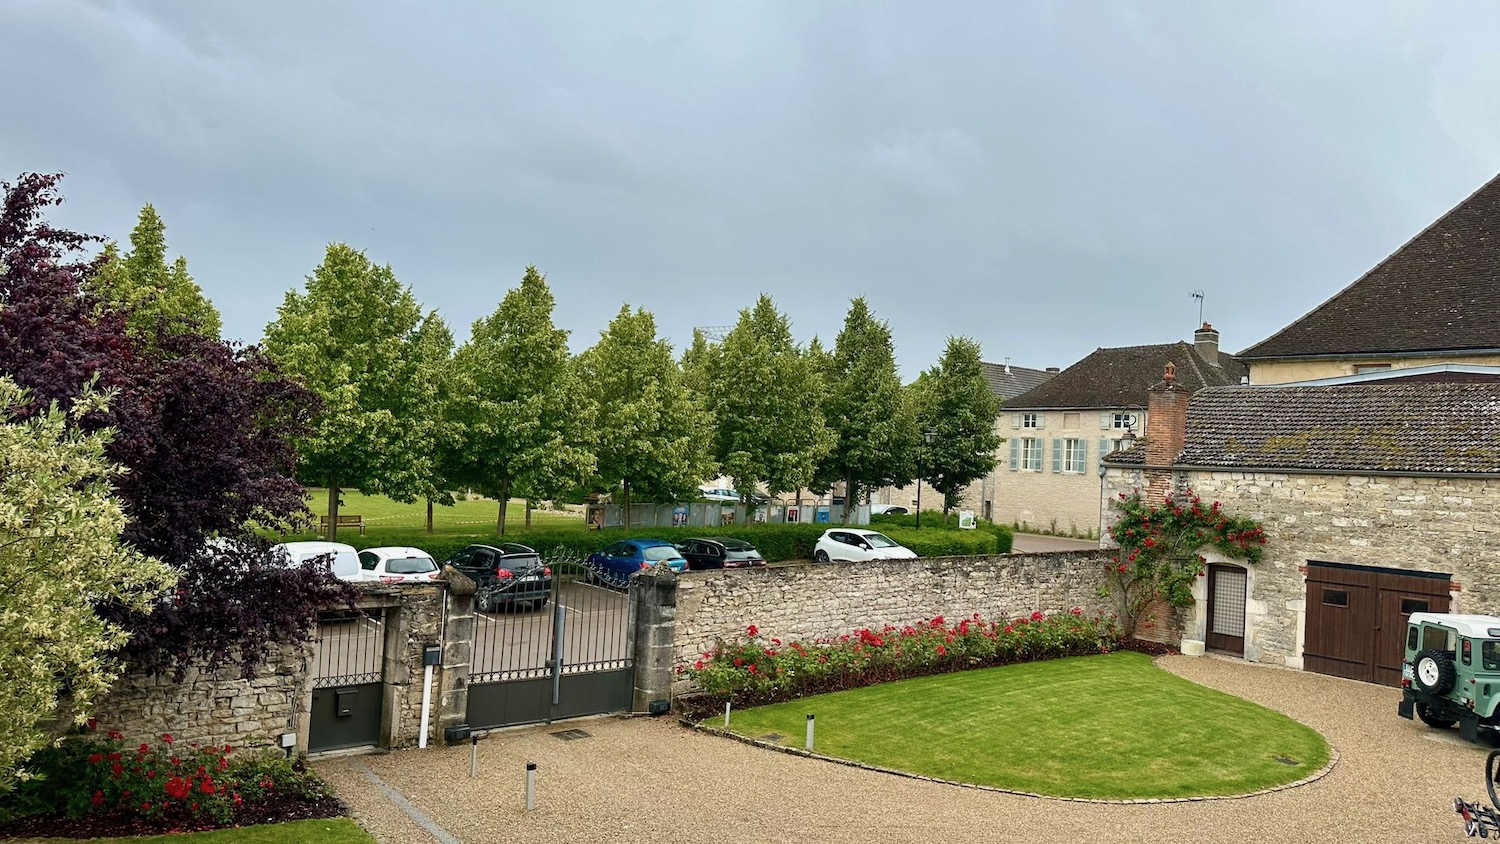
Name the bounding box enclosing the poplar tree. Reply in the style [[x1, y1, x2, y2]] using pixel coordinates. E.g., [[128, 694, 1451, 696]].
[[577, 305, 714, 528], [448, 266, 595, 534], [262, 244, 431, 537], [912, 336, 1003, 521], [89, 204, 221, 338], [704, 295, 833, 512], [817, 298, 917, 522]]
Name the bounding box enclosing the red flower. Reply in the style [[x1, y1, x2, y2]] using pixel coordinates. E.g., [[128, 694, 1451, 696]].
[[107, 730, 123, 741], [141, 801, 152, 811], [1143, 538, 1156, 548], [191, 801, 199, 812], [161, 733, 174, 744], [746, 664, 757, 674], [91, 790, 104, 806], [86, 718, 98, 731], [1030, 611, 1044, 621], [232, 793, 243, 806], [88, 753, 103, 765], [111, 762, 124, 777], [693, 660, 704, 670], [138, 743, 150, 755], [930, 615, 945, 626], [106, 751, 122, 762], [745, 625, 759, 637], [201, 777, 216, 795], [936, 645, 947, 657]]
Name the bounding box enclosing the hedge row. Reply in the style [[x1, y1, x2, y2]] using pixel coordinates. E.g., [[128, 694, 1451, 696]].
[[308, 521, 1000, 563], [870, 512, 1015, 553]]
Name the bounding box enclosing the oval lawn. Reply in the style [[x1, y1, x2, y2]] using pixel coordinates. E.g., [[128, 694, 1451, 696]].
[[720, 650, 1330, 800]]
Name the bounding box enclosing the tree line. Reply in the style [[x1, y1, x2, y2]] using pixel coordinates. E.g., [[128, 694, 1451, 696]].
[[261, 249, 1005, 536]]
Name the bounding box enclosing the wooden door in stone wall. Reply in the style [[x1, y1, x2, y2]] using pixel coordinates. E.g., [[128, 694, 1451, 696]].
[[1303, 561, 1450, 686], [1205, 565, 1247, 657]]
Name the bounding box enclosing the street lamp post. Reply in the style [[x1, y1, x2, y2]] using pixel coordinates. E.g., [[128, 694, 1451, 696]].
[[915, 429, 937, 530]]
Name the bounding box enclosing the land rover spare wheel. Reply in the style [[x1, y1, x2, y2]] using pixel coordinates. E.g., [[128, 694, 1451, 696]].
[[1414, 647, 1458, 695]]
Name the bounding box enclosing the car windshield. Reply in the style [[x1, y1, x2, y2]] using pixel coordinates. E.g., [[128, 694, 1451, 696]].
[[643, 546, 681, 561], [1484, 641, 1500, 671], [387, 557, 437, 574], [863, 533, 898, 548]]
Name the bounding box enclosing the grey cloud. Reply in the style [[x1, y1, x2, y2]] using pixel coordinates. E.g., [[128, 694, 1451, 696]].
[[3, 0, 1499, 378]]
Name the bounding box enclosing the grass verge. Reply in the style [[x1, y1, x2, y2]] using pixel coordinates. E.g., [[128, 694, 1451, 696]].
[[721, 651, 1329, 800], [27, 818, 373, 843]]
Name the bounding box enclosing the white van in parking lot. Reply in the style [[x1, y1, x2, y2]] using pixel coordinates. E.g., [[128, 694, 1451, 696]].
[[274, 541, 362, 581]]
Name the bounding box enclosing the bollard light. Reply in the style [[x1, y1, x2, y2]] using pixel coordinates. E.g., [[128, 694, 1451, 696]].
[[806, 713, 815, 751], [469, 735, 478, 779], [525, 762, 537, 811]]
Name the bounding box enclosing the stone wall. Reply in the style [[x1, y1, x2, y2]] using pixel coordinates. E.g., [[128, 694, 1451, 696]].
[[672, 551, 1114, 670], [1104, 466, 1500, 667], [96, 644, 307, 753], [96, 582, 459, 755]]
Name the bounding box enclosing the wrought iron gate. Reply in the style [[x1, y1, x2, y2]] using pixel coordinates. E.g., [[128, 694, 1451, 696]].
[[467, 561, 635, 730], [309, 609, 385, 752]]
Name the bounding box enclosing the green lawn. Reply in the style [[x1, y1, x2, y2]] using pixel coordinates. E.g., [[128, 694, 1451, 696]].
[[30, 818, 372, 843], [722, 651, 1329, 800], [298, 488, 581, 537]]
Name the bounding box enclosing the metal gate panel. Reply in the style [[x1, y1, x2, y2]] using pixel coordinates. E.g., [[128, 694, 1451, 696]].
[[467, 558, 634, 730], [310, 610, 385, 752]]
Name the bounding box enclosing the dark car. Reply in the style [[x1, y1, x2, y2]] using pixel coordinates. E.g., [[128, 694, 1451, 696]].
[[445, 543, 552, 613], [586, 539, 688, 584], [677, 537, 766, 571]]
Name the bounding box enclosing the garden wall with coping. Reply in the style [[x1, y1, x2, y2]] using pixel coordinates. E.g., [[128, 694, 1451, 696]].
[[94, 643, 307, 754], [94, 582, 462, 755], [671, 550, 1114, 673]]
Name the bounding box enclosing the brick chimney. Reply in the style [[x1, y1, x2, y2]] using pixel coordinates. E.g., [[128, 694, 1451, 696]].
[[1194, 322, 1220, 366], [1143, 361, 1189, 504]]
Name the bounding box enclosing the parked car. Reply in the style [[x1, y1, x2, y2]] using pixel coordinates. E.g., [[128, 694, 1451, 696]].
[[587, 539, 688, 582], [676, 537, 766, 570], [699, 486, 770, 505], [444, 543, 552, 613], [1399, 611, 1500, 745], [813, 529, 918, 563], [869, 504, 911, 515], [274, 541, 362, 581], [357, 546, 442, 583]]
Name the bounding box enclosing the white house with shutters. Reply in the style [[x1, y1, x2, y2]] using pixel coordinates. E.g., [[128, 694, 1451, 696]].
[[989, 325, 1245, 537]]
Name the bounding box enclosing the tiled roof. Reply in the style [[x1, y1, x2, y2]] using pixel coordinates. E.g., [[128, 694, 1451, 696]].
[[981, 362, 1056, 400], [1176, 383, 1500, 473], [1005, 342, 1246, 409], [1241, 174, 1500, 359]]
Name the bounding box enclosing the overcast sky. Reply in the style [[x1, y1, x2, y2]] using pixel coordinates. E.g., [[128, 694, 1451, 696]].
[[4, 1, 1499, 378]]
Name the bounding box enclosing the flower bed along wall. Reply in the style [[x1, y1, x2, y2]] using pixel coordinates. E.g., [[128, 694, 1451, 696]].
[[680, 610, 1121, 717]]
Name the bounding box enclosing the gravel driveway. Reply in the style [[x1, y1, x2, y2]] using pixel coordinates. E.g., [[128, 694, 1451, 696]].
[[316, 655, 1488, 843]]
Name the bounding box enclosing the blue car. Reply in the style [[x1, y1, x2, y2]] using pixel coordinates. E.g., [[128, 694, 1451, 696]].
[[586, 539, 688, 583]]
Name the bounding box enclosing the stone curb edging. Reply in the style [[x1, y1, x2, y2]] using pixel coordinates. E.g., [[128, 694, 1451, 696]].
[[681, 719, 1340, 805]]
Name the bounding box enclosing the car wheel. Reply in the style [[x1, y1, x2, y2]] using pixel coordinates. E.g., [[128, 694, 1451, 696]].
[[814, 549, 829, 563], [476, 590, 495, 614], [1416, 702, 1458, 729], [1414, 648, 1458, 695]]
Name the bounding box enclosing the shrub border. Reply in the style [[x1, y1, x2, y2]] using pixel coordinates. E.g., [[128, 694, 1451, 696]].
[[682, 653, 1339, 805]]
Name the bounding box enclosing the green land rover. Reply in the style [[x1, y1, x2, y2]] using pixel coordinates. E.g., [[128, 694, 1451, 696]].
[[1399, 612, 1500, 746]]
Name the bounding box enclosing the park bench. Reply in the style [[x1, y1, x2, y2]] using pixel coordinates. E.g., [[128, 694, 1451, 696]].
[[318, 514, 366, 535]]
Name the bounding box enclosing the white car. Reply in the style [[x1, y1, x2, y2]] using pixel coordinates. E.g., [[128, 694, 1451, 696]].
[[813, 529, 918, 563], [273, 541, 362, 581], [869, 504, 911, 515], [358, 546, 442, 583]]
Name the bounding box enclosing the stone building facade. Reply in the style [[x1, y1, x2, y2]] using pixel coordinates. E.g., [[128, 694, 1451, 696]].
[[1103, 375, 1500, 684]]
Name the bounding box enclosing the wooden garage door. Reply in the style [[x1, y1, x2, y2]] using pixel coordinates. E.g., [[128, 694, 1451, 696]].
[[1303, 561, 1451, 686]]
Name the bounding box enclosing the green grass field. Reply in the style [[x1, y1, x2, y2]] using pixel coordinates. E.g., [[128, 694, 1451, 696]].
[[723, 651, 1329, 800], [32, 818, 373, 844], [299, 488, 581, 538]]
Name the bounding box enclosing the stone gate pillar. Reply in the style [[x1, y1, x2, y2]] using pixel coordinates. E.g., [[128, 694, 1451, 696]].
[[630, 570, 677, 713]]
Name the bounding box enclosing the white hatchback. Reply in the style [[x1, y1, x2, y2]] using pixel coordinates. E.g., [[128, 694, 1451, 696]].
[[813, 529, 918, 563], [273, 541, 363, 581], [357, 546, 442, 583]]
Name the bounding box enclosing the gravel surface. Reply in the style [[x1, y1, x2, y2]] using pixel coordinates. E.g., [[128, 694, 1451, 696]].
[[316, 655, 1488, 843]]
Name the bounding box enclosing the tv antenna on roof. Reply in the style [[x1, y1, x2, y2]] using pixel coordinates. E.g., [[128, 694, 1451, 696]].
[[1189, 290, 1205, 325]]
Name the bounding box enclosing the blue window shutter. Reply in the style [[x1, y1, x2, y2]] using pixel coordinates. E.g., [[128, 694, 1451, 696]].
[[1051, 439, 1062, 473], [1009, 438, 1019, 471], [1099, 438, 1110, 470]]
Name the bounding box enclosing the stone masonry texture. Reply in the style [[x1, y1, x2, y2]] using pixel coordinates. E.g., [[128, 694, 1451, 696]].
[[1104, 467, 1500, 668], [672, 551, 1115, 671]]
